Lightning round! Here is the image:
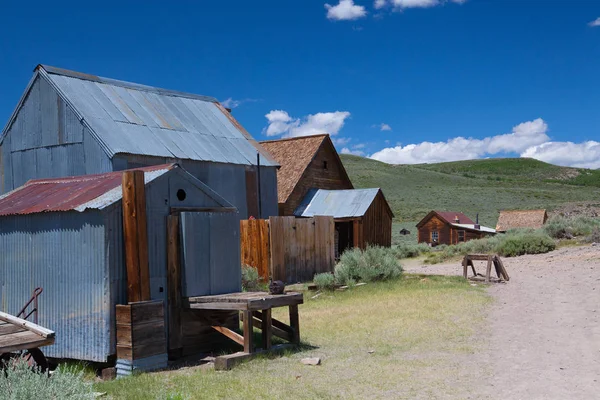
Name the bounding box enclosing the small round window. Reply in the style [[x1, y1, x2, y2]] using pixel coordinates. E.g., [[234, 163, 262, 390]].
[[176, 189, 187, 201]]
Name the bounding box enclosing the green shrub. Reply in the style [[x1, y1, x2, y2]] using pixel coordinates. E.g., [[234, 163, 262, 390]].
[[495, 231, 555, 256], [335, 246, 403, 285], [544, 215, 600, 239], [241, 265, 260, 291], [313, 273, 336, 291], [0, 358, 94, 399], [392, 243, 431, 259]]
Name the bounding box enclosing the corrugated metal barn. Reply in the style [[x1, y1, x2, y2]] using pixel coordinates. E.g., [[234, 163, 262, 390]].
[[0, 164, 241, 362], [0, 65, 278, 219], [294, 188, 394, 257]]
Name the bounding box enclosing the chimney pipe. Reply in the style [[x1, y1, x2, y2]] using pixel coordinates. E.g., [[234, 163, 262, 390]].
[[454, 215, 460, 223], [474, 213, 480, 230]]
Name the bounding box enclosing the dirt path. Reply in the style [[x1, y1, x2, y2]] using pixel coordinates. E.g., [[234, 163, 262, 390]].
[[405, 245, 600, 399]]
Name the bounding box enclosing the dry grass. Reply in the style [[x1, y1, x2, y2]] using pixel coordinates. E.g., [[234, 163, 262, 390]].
[[96, 275, 490, 399]]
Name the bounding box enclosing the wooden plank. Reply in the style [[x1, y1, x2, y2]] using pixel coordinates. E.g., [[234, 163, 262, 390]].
[[485, 257, 492, 283], [130, 301, 164, 323], [0, 324, 26, 336], [295, 218, 308, 282], [212, 326, 244, 346], [242, 310, 254, 353], [188, 302, 248, 311], [261, 309, 272, 350], [269, 216, 286, 282], [167, 215, 183, 353], [214, 344, 295, 371], [170, 206, 237, 214], [289, 305, 300, 345], [0, 311, 54, 338], [0, 330, 55, 354], [247, 295, 304, 311], [260, 219, 271, 281], [122, 170, 151, 303]]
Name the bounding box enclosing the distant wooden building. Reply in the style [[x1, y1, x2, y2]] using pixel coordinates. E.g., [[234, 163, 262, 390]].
[[260, 134, 353, 216], [295, 188, 394, 256], [496, 209, 548, 232], [416, 211, 496, 246]]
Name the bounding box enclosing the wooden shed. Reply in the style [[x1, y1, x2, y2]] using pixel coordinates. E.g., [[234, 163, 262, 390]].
[[0, 164, 240, 364], [496, 209, 548, 232], [260, 134, 353, 216], [417, 211, 496, 246], [294, 188, 394, 257]]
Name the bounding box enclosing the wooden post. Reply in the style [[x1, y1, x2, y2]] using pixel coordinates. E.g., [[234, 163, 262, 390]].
[[485, 256, 492, 283], [352, 220, 360, 249], [122, 170, 151, 303], [261, 309, 272, 350], [289, 305, 300, 345], [462, 256, 468, 279], [242, 310, 254, 353], [167, 215, 182, 358]]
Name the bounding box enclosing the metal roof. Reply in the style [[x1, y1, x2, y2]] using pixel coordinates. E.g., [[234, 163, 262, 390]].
[[29, 65, 277, 167], [451, 223, 496, 234], [0, 164, 205, 216], [294, 188, 381, 218]]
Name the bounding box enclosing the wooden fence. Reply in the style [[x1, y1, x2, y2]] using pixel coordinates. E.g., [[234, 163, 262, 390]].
[[240, 216, 335, 283]]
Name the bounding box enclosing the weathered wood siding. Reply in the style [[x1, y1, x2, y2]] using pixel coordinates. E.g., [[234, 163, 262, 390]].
[[360, 191, 393, 248], [280, 141, 352, 216], [240, 216, 335, 283], [417, 215, 452, 244]]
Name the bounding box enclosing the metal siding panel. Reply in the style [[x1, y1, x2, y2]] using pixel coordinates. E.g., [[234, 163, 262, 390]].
[[39, 77, 60, 147], [259, 167, 279, 218], [96, 84, 150, 126], [83, 126, 113, 174], [0, 211, 110, 362], [127, 89, 172, 129], [181, 212, 211, 297], [1, 137, 14, 193], [209, 212, 241, 294], [80, 81, 129, 123], [63, 100, 84, 144], [49, 75, 105, 119]]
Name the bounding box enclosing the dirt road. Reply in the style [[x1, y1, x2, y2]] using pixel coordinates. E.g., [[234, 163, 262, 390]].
[[405, 245, 600, 399]]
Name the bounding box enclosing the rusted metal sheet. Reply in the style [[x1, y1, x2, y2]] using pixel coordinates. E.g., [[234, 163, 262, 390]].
[[0, 164, 174, 216]]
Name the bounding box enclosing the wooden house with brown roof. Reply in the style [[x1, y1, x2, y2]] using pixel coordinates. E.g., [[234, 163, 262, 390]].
[[496, 209, 548, 232], [260, 134, 353, 216], [417, 211, 496, 246]]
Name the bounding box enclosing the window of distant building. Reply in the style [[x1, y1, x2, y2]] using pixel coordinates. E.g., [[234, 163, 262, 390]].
[[431, 231, 439, 242], [458, 230, 465, 242]]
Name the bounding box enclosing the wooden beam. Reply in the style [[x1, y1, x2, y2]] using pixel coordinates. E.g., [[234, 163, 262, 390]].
[[170, 206, 237, 214], [214, 344, 295, 371], [0, 311, 54, 338], [122, 170, 151, 303], [167, 215, 182, 355], [260, 310, 272, 350], [212, 326, 244, 346], [242, 310, 254, 353], [289, 305, 300, 345]]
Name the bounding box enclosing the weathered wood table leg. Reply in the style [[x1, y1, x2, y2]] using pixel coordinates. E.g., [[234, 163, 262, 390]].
[[485, 257, 492, 283], [242, 310, 254, 353], [289, 305, 300, 345], [462, 257, 468, 279], [261, 309, 272, 350]]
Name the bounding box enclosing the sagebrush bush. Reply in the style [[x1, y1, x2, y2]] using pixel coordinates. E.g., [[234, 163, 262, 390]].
[[313, 272, 336, 290], [241, 264, 260, 291], [495, 231, 556, 257], [335, 246, 403, 285], [0, 358, 94, 399], [392, 243, 431, 259], [544, 215, 600, 239]]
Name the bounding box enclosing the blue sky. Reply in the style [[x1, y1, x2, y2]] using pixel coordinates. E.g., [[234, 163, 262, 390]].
[[1, 1, 599, 167]]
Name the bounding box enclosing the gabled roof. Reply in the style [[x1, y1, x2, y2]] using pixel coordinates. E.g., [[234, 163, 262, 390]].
[[0, 164, 233, 216], [260, 134, 352, 203], [496, 209, 548, 232], [1, 65, 277, 167], [416, 211, 475, 228], [294, 188, 392, 219]]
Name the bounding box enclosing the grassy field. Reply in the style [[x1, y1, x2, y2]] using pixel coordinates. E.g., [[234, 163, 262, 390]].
[[97, 276, 490, 399], [341, 155, 600, 227]]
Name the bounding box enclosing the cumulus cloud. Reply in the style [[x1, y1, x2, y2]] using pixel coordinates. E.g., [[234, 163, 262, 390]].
[[370, 118, 549, 164], [341, 147, 366, 156], [264, 110, 351, 138], [521, 141, 600, 169], [380, 123, 392, 131], [375, 0, 465, 9], [333, 137, 352, 146], [325, 0, 367, 20], [589, 17, 600, 27], [353, 143, 366, 149]]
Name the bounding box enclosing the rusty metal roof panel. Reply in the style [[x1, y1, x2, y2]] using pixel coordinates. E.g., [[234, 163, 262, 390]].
[[39, 65, 277, 167], [294, 188, 381, 218], [0, 164, 174, 216]]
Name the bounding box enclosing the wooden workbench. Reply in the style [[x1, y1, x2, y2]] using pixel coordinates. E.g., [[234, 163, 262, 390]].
[[186, 292, 303, 369]]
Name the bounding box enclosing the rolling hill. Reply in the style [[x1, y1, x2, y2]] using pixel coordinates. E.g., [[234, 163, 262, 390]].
[[340, 155, 600, 228]]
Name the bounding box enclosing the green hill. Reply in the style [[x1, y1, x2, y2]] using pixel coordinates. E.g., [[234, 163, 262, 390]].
[[340, 155, 600, 228]]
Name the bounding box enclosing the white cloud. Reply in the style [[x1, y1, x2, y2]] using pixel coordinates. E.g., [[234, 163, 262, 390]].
[[521, 141, 600, 169], [380, 123, 392, 131], [333, 137, 352, 146], [370, 118, 549, 164], [589, 17, 600, 27], [353, 143, 366, 149], [325, 0, 367, 21], [220, 97, 258, 109], [375, 0, 465, 9], [264, 110, 351, 138], [341, 147, 365, 156]]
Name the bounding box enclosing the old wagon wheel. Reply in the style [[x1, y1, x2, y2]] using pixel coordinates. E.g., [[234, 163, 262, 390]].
[[2, 348, 49, 373]]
